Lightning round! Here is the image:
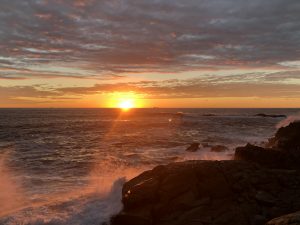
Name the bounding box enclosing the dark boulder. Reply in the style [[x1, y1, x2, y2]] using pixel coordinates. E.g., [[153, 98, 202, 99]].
[[111, 161, 300, 225], [234, 143, 296, 169], [235, 121, 300, 170], [268, 121, 300, 151], [185, 142, 200, 152]]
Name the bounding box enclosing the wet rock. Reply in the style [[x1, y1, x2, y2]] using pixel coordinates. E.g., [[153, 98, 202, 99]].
[[185, 142, 200, 152], [111, 161, 300, 225], [211, 145, 229, 152], [266, 211, 300, 225]]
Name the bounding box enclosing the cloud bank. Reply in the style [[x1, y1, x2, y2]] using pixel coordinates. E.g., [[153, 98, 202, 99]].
[[0, 0, 300, 79], [0, 0, 300, 106]]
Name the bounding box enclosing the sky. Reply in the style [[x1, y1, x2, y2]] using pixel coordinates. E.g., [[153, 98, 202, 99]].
[[0, 0, 300, 108]]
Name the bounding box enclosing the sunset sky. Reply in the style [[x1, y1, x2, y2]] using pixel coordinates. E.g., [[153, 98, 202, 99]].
[[0, 0, 300, 108]]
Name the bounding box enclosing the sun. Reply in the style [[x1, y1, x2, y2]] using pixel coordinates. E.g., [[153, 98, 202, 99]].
[[118, 99, 134, 111], [105, 92, 145, 109]]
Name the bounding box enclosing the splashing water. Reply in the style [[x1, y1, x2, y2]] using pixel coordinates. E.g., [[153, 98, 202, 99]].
[[276, 112, 300, 128], [0, 177, 125, 225]]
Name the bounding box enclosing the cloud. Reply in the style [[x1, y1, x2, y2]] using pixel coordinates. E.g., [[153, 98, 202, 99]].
[[0, 0, 300, 79], [56, 71, 300, 99], [0, 86, 61, 98], [278, 61, 300, 68], [1, 69, 300, 106]]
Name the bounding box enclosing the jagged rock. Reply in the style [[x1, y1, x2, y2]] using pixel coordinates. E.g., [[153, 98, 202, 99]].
[[211, 145, 229, 152], [185, 142, 200, 152], [235, 121, 300, 170], [268, 121, 300, 151], [266, 211, 300, 225], [111, 161, 300, 225]]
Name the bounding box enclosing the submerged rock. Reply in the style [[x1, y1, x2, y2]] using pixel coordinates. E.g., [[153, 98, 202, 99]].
[[185, 142, 200, 152], [111, 160, 300, 225]]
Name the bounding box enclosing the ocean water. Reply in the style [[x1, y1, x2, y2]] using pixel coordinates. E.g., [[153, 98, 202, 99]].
[[0, 108, 299, 225]]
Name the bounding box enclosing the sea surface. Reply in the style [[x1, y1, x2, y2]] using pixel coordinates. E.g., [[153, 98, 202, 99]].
[[0, 108, 299, 225]]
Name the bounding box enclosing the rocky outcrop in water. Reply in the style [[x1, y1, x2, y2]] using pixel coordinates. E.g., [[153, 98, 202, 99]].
[[110, 121, 300, 225], [235, 121, 300, 170], [254, 113, 286, 118], [111, 160, 300, 225]]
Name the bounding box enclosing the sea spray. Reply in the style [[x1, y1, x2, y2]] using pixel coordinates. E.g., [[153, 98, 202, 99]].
[[0, 152, 149, 225], [0, 177, 126, 225], [276, 112, 300, 128], [0, 153, 26, 217]]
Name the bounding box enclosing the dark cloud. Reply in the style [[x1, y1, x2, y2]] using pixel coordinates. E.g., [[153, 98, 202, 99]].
[[1, 0, 300, 79]]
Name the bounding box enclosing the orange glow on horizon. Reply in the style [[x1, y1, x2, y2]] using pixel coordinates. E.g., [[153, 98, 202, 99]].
[[105, 92, 145, 109], [118, 99, 134, 111]]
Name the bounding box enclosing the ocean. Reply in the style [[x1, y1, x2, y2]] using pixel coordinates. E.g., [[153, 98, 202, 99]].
[[0, 108, 299, 225]]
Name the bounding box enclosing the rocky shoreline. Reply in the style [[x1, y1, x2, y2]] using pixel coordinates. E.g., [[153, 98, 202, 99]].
[[110, 121, 300, 225]]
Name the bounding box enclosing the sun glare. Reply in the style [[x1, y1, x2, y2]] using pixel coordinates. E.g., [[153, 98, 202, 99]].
[[105, 92, 146, 109], [119, 99, 134, 111]]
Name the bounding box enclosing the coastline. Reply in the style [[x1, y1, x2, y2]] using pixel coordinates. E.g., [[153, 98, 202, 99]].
[[110, 121, 300, 225]]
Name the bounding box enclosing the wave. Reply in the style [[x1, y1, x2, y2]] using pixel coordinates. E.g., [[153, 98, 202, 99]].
[[0, 177, 125, 225]]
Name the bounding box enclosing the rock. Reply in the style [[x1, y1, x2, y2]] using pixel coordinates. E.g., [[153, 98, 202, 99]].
[[266, 211, 300, 225], [111, 161, 300, 225], [235, 122, 300, 170], [254, 114, 286, 118], [268, 121, 300, 151], [111, 122, 300, 225], [255, 191, 276, 206], [253, 215, 267, 225], [111, 213, 152, 225], [211, 145, 229, 152], [234, 143, 293, 169], [185, 142, 200, 152]]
